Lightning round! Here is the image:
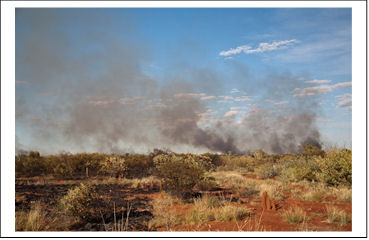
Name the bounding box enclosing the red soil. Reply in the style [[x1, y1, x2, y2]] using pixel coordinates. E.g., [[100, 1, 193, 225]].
[[15, 176, 352, 232]]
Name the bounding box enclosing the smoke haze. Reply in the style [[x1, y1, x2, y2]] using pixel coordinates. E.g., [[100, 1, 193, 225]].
[[15, 9, 331, 155]]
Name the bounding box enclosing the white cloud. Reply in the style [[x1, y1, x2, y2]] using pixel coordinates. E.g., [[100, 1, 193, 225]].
[[231, 88, 240, 94], [234, 96, 249, 102], [334, 82, 352, 88], [218, 95, 250, 103], [293, 81, 352, 97], [88, 100, 115, 106], [219, 39, 297, 57], [119, 96, 142, 105], [221, 96, 234, 100], [336, 93, 352, 110], [305, 79, 331, 84], [265, 99, 288, 105], [224, 110, 239, 117], [217, 95, 234, 103], [174, 93, 205, 99], [200, 95, 216, 100], [174, 93, 217, 101], [230, 106, 248, 111]]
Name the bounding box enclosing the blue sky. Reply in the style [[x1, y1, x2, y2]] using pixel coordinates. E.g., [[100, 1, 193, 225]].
[[15, 8, 352, 154]]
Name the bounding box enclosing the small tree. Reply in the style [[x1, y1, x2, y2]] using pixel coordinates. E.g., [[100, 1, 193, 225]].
[[252, 149, 266, 161], [59, 183, 102, 220], [99, 155, 127, 178], [153, 154, 209, 197], [301, 144, 325, 157], [315, 149, 352, 186]]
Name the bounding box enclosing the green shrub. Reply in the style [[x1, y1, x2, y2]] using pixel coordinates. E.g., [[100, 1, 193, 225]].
[[301, 144, 325, 157], [99, 155, 127, 178], [15, 152, 46, 177], [124, 154, 154, 178], [153, 154, 209, 197], [256, 164, 281, 179], [251, 149, 266, 161], [59, 183, 102, 220], [201, 153, 223, 167], [195, 173, 218, 191], [51, 153, 76, 177], [218, 155, 254, 172], [280, 157, 319, 182], [315, 149, 352, 186]]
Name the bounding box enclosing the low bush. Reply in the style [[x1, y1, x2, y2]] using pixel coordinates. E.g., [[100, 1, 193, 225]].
[[59, 183, 102, 220], [217, 155, 254, 173], [201, 153, 223, 167], [315, 149, 352, 186], [99, 156, 127, 178], [15, 152, 46, 177], [256, 164, 282, 179], [153, 154, 210, 197], [124, 154, 154, 178], [301, 144, 325, 157], [280, 156, 320, 182], [195, 173, 218, 191], [251, 149, 266, 161]]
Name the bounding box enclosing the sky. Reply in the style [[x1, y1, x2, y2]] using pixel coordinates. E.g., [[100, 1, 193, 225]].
[[15, 8, 352, 155]]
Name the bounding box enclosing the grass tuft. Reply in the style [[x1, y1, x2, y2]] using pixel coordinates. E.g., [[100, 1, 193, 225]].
[[299, 190, 325, 202], [281, 206, 309, 225], [15, 202, 48, 231], [325, 205, 351, 226]]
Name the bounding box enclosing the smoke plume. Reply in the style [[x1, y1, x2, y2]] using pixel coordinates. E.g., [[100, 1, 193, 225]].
[[15, 9, 322, 154]]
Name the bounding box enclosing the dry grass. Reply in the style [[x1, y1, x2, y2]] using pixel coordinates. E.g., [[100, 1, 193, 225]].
[[235, 213, 266, 231], [185, 206, 215, 226], [325, 205, 351, 226], [101, 202, 132, 231], [212, 171, 259, 198], [147, 192, 182, 230], [184, 195, 251, 226], [15, 202, 48, 231], [257, 181, 285, 201], [281, 206, 309, 225], [299, 190, 325, 202], [213, 205, 251, 222], [184, 195, 220, 225], [328, 187, 352, 203]]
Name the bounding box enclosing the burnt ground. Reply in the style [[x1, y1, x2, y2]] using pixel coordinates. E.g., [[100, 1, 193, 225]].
[[15, 179, 157, 231], [15, 176, 352, 232]]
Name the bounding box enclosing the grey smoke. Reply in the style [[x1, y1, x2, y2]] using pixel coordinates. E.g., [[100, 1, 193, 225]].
[[15, 9, 322, 155]]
